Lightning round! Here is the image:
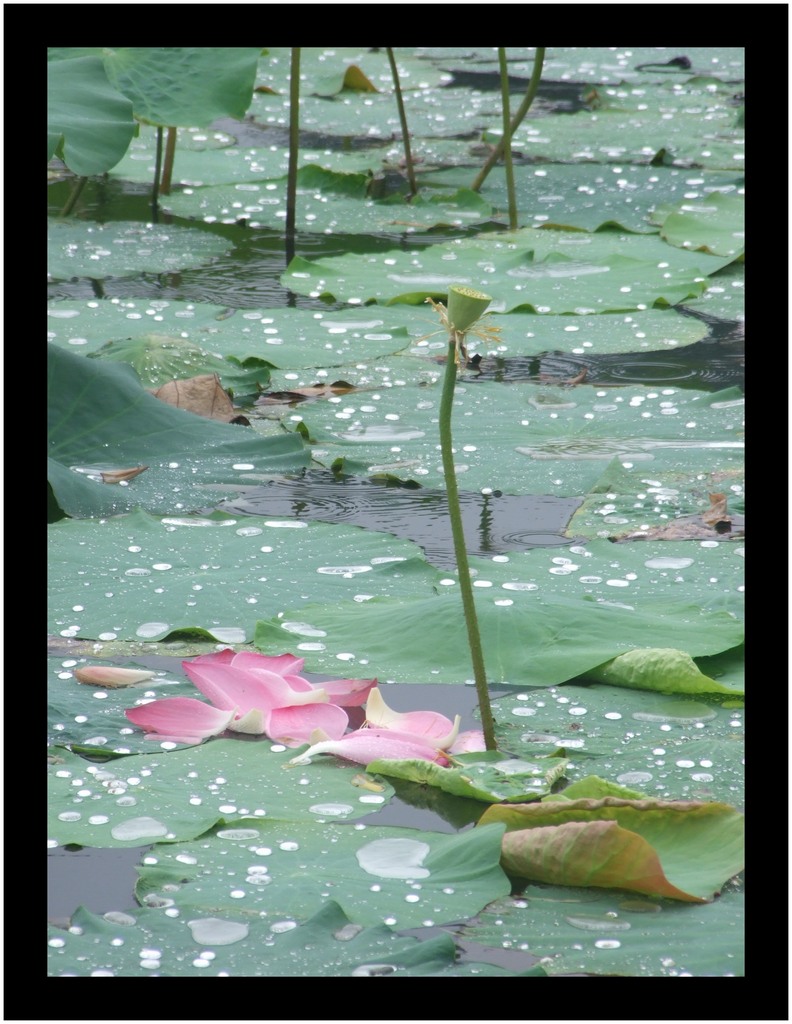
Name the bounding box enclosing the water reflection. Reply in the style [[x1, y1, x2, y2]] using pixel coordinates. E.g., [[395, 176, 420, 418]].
[[216, 472, 581, 569]]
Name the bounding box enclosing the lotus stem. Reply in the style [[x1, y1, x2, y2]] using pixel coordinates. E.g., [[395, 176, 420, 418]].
[[471, 46, 545, 193], [151, 125, 163, 214], [498, 48, 518, 230], [437, 290, 498, 750], [386, 47, 418, 198], [285, 46, 301, 264], [160, 126, 177, 195], [60, 175, 87, 217]]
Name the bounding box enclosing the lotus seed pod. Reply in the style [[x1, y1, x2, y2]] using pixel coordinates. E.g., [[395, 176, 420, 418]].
[[446, 285, 492, 334]]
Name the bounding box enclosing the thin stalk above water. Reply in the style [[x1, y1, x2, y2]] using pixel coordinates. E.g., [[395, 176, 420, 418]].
[[434, 287, 499, 750]]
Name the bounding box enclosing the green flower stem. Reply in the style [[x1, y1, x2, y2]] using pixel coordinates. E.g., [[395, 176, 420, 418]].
[[439, 330, 498, 750], [498, 48, 518, 230], [285, 46, 301, 263], [60, 176, 87, 217], [471, 46, 546, 193], [160, 126, 177, 195], [386, 47, 418, 198]]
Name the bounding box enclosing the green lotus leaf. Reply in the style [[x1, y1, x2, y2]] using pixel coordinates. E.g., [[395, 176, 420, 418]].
[[464, 884, 743, 977], [87, 334, 273, 393], [48, 741, 396, 847], [131, 819, 510, 930], [48, 57, 137, 175], [584, 647, 741, 696], [491, 684, 744, 805], [47, 344, 308, 518], [100, 47, 261, 127], [366, 750, 568, 803], [48, 896, 539, 977], [657, 193, 745, 258], [47, 219, 230, 281]]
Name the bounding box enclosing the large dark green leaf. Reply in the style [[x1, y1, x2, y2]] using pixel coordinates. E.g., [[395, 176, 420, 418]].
[[463, 885, 743, 977], [103, 47, 262, 127], [48, 742, 395, 846], [47, 57, 137, 175], [133, 819, 511, 930], [48, 899, 530, 977], [48, 509, 437, 643]]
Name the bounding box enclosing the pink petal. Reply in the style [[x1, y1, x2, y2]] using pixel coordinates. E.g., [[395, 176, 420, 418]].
[[290, 727, 450, 766], [365, 687, 459, 746], [74, 666, 156, 688], [229, 650, 306, 677], [228, 708, 267, 735], [183, 657, 326, 715], [282, 673, 323, 693], [321, 677, 377, 708], [125, 697, 236, 740], [267, 703, 349, 748], [449, 729, 488, 754]]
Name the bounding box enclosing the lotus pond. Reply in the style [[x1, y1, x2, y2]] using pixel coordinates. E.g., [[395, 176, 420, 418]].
[[47, 46, 745, 980]]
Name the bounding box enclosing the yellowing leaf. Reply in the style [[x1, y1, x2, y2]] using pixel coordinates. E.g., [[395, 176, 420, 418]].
[[343, 65, 378, 93], [479, 796, 744, 901]]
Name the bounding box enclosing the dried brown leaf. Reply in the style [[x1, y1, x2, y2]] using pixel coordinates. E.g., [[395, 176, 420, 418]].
[[99, 465, 148, 484], [701, 492, 731, 527], [151, 374, 243, 422]]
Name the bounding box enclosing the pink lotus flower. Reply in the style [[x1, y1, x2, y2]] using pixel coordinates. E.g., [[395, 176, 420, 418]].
[[289, 686, 486, 766], [124, 649, 375, 747]]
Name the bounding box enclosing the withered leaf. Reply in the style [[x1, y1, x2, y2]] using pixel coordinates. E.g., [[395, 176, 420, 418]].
[[701, 492, 731, 527], [151, 374, 246, 423], [610, 517, 744, 543], [99, 465, 148, 484], [255, 380, 357, 406]]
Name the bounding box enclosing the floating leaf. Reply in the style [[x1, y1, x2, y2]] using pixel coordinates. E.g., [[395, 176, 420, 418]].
[[47, 344, 308, 517], [48, 899, 528, 977], [656, 193, 745, 258], [583, 648, 743, 697], [88, 334, 273, 395], [367, 750, 567, 803]]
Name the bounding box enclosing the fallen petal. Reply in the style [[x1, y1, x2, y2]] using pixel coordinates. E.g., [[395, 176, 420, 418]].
[[449, 729, 488, 754], [75, 666, 156, 688], [184, 657, 328, 715], [267, 703, 349, 748], [321, 676, 377, 707], [290, 727, 450, 767], [230, 650, 306, 677], [125, 697, 237, 739], [365, 687, 460, 747], [228, 708, 267, 735]]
